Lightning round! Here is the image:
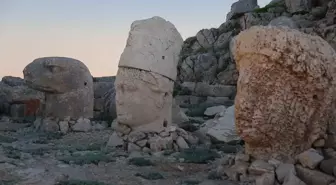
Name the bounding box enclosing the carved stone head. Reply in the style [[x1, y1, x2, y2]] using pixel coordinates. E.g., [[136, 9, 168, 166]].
[[115, 67, 173, 132], [23, 57, 94, 119], [23, 57, 92, 94], [114, 16, 183, 132], [233, 26, 336, 160]]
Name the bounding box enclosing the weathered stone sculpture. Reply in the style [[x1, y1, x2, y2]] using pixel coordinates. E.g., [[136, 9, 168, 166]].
[[23, 57, 94, 119], [115, 16, 183, 132], [232, 26, 336, 161]]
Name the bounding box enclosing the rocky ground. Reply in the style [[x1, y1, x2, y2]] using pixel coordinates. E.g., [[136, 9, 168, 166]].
[[0, 118, 244, 185]]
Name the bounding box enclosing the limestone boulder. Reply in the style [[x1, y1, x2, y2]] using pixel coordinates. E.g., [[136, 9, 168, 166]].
[[178, 51, 238, 85], [239, 12, 277, 30], [204, 105, 227, 117], [226, 0, 259, 21], [214, 31, 235, 51], [268, 16, 299, 29], [179, 53, 218, 83], [196, 29, 217, 49], [23, 57, 94, 119], [285, 0, 313, 13], [233, 26, 336, 161], [296, 165, 335, 185], [200, 105, 240, 143]]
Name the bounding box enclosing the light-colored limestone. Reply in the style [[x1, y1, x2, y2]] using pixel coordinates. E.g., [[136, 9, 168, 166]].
[[118, 16, 183, 81], [115, 68, 174, 132], [115, 16, 183, 133]]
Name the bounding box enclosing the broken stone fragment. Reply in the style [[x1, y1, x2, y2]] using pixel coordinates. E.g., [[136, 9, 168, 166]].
[[296, 165, 335, 185], [127, 131, 146, 143], [248, 160, 274, 176], [283, 172, 306, 185], [235, 153, 250, 163], [201, 105, 240, 143], [204, 105, 227, 117], [296, 148, 324, 169], [58, 121, 69, 134], [136, 139, 148, 147], [106, 132, 124, 148], [276, 163, 296, 183], [111, 120, 131, 135], [176, 136, 189, 149], [128, 143, 141, 152], [313, 138, 325, 148], [40, 117, 59, 132], [255, 172, 275, 185], [148, 135, 174, 152], [72, 118, 92, 132], [319, 158, 336, 176]]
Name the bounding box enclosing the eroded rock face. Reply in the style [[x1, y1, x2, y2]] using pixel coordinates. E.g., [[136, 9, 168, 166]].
[[285, 0, 312, 13], [233, 26, 336, 161], [227, 0, 259, 21], [115, 68, 173, 132], [115, 16, 183, 132], [23, 57, 94, 119], [268, 16, 299, 29], [1, 76, 25, 87]]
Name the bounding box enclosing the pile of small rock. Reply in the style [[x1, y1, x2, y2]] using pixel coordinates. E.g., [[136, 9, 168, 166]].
[[34, 117, 109, 134], [107, 122, 200, 153], [213, 147, 336, 185]]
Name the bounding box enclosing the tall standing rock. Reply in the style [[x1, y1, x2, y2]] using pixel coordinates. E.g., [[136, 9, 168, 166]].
[[233, 26, 336, 161], [23, 57, 94, 119], [115, 16, 183, 132]]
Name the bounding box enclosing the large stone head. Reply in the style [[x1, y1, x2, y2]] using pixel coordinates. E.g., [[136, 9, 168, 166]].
[[23, 57, 93, 94], [114, 16, 183, 132], [115, 67, 173, 132], [23, 57, 94, 119], [233, 26, 336, 160]]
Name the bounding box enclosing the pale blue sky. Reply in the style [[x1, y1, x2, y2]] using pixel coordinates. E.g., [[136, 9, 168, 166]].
[[0, 0, 271, 78]]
